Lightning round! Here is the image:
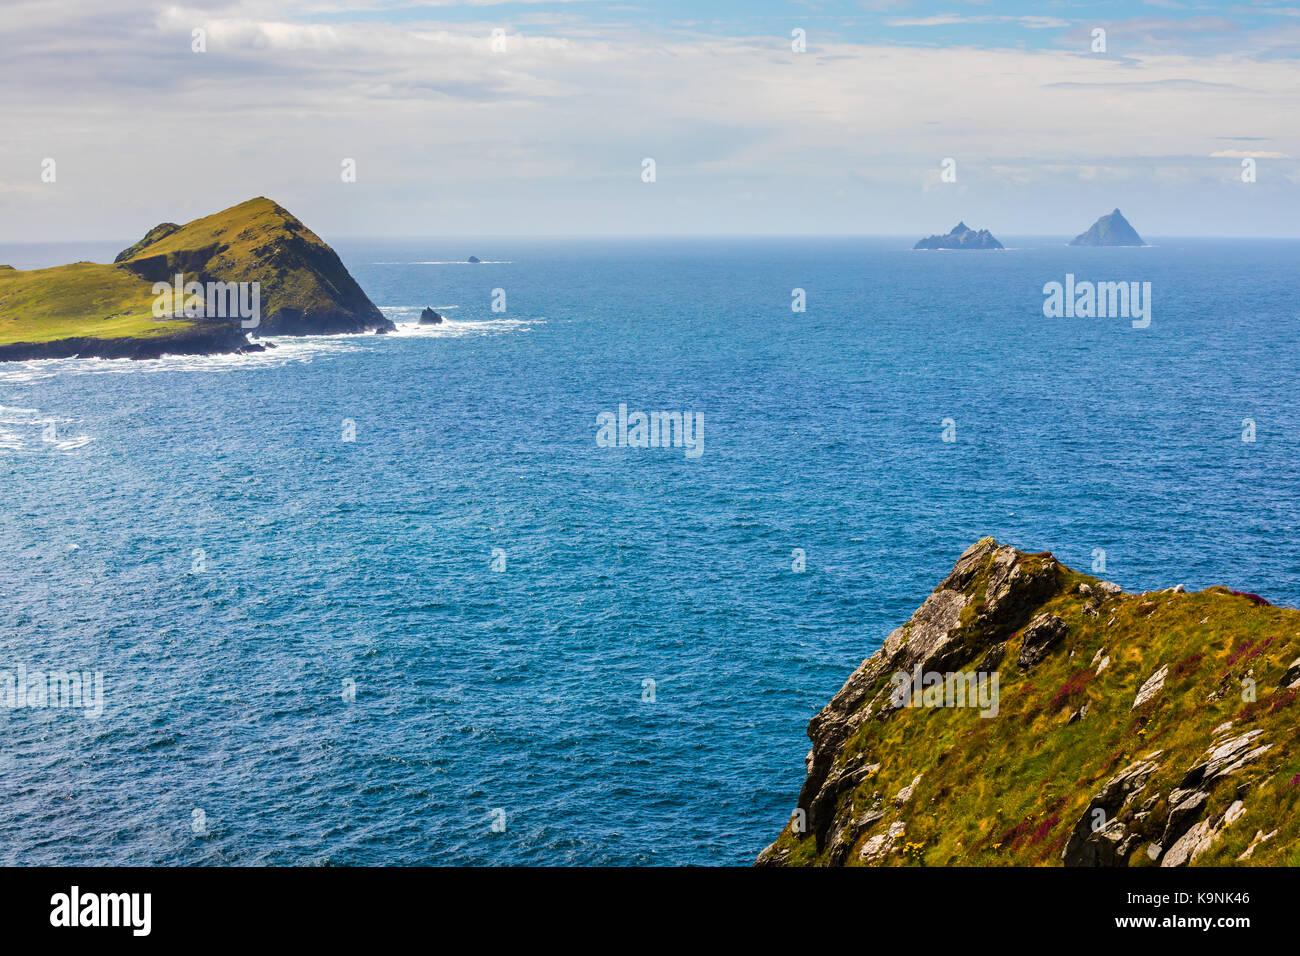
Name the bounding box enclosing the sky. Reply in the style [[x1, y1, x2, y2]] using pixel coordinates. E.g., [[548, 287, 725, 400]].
[[2, 0, 1298, 241]]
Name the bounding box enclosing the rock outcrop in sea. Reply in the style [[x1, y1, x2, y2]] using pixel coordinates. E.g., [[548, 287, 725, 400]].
[[758, 538, 1300, 867], [913, 222, 1004, 250], [467, 256, 482, 264], [1070, 208, 1146, 246], [419, 307, 443, 324]]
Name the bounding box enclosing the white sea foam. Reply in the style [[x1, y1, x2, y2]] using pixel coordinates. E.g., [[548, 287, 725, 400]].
[[377, 307, 538, 338], [0, 309, 535, 385], [0, 406, 93, 454], [0, 334, 362, 384], [51, 435, 93, 450], [0, 405, 41, 421]]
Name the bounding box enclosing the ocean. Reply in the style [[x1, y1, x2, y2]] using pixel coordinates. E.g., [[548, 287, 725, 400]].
[[1, 236, 1298, 865]]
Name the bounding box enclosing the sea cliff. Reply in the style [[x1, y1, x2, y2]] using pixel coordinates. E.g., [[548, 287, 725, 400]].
[[759, 539, 1300, 867]]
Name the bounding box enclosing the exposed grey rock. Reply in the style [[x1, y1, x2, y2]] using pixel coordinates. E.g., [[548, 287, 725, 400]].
[[894, 774, 922, 807], [826, 807, 886, 866], [1237, 828, 1277, 861], [1017, 613, 1068, 669], [859, 820, 906, 862], [1132, 664, 1169, 710], [1062, 757, 1161, 866], [1161, 801, 1243, 868], [1162, 789, 1208, 848], [754, 841, 787, 866], [1181, 730, 1271, 789], [1080, 818, 1142, 866], [1162, 819, 1214, 867], [979, 641, 1006, 671]]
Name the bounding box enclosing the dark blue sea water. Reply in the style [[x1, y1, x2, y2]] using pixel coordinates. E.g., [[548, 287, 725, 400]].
[[2, 237, 1298, 865]]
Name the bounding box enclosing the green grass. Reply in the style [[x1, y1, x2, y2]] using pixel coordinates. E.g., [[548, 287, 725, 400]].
[[0, 261, 195, 345], [119, 197, 359, 324], [767, 547, 1300, 866]]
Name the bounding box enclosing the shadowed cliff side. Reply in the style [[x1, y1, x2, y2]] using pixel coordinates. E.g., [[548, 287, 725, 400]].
[[113, 197, 391, 336], [758, 539, 1300, 867]]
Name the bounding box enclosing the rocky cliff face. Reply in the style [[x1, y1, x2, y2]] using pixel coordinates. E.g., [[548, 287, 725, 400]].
[[1070, 208, 1146, 246], [758, 539, 1300, 867], [913, 222, 1004, 250], [0, 323, 259, 362]]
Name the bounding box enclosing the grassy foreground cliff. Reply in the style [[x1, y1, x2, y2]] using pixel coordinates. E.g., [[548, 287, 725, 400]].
[[0, 197, 390, 360], [759, 539, 1300, 867]]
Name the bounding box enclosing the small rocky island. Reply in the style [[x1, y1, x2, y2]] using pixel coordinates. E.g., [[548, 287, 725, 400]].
[[913, 222, 1004, 250], [758, 538, 1300, 867], [419, 307, 444, 325], [1070, 208, 1146, 246], [467, 256, 482, 264], [0, 197, 392, 361]]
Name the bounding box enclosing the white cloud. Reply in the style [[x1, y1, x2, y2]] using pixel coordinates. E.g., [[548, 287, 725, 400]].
[[1, 2, 1298, 238], [885, 15, 1071, 29], [1209, 149, 1289, 158]]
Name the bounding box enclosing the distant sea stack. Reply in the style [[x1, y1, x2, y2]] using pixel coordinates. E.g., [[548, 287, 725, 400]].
[[0, 197, 393, 362], [914, 222, 1004, 250], [419, 307, 443, 325], [1071, 209, 1146, 247], [467, 256, 482, 264]]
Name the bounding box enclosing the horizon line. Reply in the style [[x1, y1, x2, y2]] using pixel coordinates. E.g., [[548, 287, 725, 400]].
[[6, 233, 1300, 247]]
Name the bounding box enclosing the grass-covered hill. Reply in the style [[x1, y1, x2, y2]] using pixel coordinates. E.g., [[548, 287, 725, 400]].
[[758, 538, 1300, 867], [0, 197, 390, 361]]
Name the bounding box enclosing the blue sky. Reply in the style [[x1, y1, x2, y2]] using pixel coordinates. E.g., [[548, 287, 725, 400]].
[[2, 1, 1298, 240], [300, 0, 1300, 56]]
